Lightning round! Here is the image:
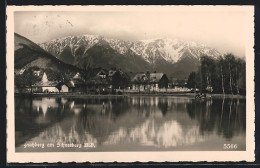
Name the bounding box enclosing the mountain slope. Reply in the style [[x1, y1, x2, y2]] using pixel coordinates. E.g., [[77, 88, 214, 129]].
[[74, 40, 151, 73], [14, 33, 78, 77]]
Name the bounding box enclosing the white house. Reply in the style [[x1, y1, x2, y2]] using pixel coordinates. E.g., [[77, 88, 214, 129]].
[[33, 72, 59, 93]]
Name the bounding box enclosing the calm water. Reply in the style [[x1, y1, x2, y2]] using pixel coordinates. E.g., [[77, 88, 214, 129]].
[[15, 96, 246, 152]]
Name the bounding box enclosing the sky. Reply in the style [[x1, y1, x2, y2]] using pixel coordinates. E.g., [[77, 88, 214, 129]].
[[14, 7, 250, 57]]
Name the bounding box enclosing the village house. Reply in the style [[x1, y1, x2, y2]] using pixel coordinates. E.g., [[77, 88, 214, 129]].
[[150, 73, 170, 91], [56, 81, 75, 92], [131, 72, 170, 92], [96, 69, 107, 79], [32, 72, 77, 93], [87, 76, 109, 93], [32, 72, 59, 93], [131, 73, 148, 91], [71, 69, 128, 93], [170, 77, 191, 92], [107, 69, 129, 91]]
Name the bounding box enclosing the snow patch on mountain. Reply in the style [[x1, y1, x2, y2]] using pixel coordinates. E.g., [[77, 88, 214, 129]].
[[39, 34, 222, 64]]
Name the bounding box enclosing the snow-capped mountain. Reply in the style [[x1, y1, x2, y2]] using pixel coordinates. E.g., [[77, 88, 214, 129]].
[[39, 34, 222, 65], [135, 38, 221, 63], [39, 35, 102, 59], [38, 34, 222, 79]]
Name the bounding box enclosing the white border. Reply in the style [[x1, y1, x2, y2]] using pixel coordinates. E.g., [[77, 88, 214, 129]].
[[6, 5, 255, 163]]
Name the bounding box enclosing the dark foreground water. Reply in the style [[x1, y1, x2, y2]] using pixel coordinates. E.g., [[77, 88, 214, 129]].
[[15, 96, 246, 152]]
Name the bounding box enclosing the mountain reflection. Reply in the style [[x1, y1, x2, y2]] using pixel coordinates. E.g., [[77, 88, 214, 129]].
[[39, 119, 98, 145], [15, 96, 246, 151], [103, 120, 205, 147]]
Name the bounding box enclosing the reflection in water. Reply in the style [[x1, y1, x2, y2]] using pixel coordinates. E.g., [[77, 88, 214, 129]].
[[39, 121, 98, 145], [32, 98, 59, 124], [15, 96, 246, 151], [104, 120, 205, 148]]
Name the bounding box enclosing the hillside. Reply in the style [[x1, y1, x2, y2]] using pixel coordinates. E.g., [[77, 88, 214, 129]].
[[14, 33, 79, 79], [14, 33, 78, 80], [74, 40, 151, 73]]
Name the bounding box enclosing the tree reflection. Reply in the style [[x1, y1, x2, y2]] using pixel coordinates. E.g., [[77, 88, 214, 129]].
[[158, 101, 168, 116], [186, 97, 246, 140]]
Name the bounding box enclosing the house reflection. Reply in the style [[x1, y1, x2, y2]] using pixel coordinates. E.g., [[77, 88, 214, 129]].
[[32, 98, 59, 124], [33, 98, 58, 116]]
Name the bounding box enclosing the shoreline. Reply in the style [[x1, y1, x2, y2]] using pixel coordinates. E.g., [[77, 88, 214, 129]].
[[15, 92, 246, 99]]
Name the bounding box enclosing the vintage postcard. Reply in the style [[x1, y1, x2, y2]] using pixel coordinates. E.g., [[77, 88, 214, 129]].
[[6, 5, 255, 163]]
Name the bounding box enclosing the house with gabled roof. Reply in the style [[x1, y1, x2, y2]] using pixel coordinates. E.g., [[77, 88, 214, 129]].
[[131, 73, 148, 91], [97, 69, 108, 79], [32, 72, 59, 93], [131, 72, 169, 92], [149, 73, 169, 90], [56, 81, 75, 92]]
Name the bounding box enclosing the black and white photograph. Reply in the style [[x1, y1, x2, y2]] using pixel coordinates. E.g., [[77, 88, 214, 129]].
[[6, 5, 254, 162]]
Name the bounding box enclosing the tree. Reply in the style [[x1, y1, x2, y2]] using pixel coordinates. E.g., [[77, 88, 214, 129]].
[[218, 56, 225, 94], [79, 59, 95, 93], [200, 55, 216, 93], [15, 74, 28, 93], [237, 59, 246, 95], [224, 54, 236, 95], [187, 72, 197, 90], [146, 71, 151, 93], [232, 58, 246, 95], [235, 59, 241, 94], [112, 71, 123, 90], [158, 74, 169, 89], [193, 54, 245, 95], [19, 66, 41, 93]]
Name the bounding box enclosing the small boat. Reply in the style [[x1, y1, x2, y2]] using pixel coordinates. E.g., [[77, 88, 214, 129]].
[[195, 94, 207, 99]]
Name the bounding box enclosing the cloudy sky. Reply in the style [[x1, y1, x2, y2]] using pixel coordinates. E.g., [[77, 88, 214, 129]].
[[14, 6, 251, 57]]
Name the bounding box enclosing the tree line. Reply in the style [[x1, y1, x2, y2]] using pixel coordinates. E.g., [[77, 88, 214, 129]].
[[186, 54, 246, 95]]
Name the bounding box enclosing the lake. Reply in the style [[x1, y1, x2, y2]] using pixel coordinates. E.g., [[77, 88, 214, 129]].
[[15, 95, 246, 152]]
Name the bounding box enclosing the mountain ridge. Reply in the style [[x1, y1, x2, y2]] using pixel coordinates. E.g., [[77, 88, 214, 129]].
[[39, 34, 222, 65], [14, 33, 224, 80], [38, 34, 222, 79]]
